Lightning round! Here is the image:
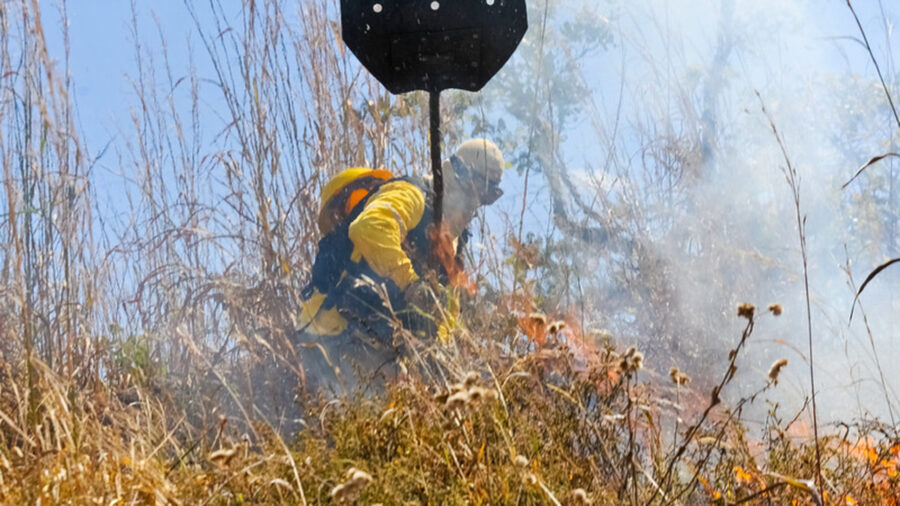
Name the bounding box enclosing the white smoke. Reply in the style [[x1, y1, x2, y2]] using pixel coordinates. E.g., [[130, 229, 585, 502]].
[[490, 0, 900, 422]]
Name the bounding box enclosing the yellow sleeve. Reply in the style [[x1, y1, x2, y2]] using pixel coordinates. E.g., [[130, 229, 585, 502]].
[[347, 180, 425, 289]]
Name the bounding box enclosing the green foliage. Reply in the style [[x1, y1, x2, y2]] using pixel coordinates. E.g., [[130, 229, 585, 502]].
[[108, 324, 164, 385]]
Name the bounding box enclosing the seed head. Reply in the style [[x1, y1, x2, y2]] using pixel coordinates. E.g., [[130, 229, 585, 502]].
[[347, 468, 374, 484], [209, 447, 237, 466], [570, 488, 592, 505], [619, 347, 644, 375], [548, 320, 566, 334], [445, 391, 470, 411], [669, 367, 691, 386], [330, 484, 348, 502], [433, 391, 449, 404], [768, 358, 788, 385], [331, 468, 374, 502], [768, 304, 783, 316], [632, 352, 644, 371], [467, 386, 487, 403], [737, 303, 755, 320], [529, 312, 547, 327]]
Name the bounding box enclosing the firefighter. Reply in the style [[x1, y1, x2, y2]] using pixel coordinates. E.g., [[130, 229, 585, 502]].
[[296, 139, 505, 391]]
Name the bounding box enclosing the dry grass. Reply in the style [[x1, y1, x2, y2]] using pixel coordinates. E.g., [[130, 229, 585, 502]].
[[1, 314, 899, 504], [1, 0, 899, 504]]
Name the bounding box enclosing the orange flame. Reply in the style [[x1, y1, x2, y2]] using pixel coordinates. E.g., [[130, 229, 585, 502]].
[[429, 224, 475, 294]]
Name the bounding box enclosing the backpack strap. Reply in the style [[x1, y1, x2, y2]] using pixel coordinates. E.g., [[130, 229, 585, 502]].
[[303, 173, 412, 301], [318, 169, 393, 236]]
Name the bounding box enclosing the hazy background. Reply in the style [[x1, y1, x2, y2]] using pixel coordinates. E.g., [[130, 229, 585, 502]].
[[24, 0, 900, 426]]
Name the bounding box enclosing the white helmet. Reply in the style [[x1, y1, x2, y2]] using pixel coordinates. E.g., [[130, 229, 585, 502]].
[[450, 138, 505, 205]]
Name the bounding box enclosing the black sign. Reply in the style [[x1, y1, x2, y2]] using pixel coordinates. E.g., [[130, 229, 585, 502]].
[[341, 0, 528, 94]]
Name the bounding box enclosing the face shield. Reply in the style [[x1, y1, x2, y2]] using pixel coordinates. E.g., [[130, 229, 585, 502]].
[[450, 155, 504, 206]]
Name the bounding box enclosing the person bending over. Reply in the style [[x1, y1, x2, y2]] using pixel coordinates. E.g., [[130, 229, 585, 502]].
[[296, 139, 505, 392]]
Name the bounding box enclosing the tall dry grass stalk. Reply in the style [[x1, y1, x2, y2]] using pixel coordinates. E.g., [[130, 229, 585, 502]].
[[1, 0, 98, 411], [757, 91, 823, 491]]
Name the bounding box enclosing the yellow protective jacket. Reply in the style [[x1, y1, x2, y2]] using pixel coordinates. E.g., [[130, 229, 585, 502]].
[[300, 169, 427, 335], [347, 180, 425, 290]]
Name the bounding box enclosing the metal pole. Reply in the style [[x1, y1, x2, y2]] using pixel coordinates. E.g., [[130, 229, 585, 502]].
[[430, 91, 443, 228]]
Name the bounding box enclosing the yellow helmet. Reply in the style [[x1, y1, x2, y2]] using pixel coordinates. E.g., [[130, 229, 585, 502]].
[[318, 167, 394, 234], [320, 168, 375, 210]]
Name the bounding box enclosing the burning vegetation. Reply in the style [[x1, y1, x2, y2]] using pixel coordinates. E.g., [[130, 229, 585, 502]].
[[1, 0, 899, 504], [1, 305, 898, 504]]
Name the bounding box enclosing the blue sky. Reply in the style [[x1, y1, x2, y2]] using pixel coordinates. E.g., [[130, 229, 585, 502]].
[[42, 1, 899, 192], [46, 3, 216, 157], [46, 1, 897, 158]]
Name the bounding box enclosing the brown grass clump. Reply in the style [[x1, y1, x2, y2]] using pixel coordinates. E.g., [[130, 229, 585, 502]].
[[1, 299, 899, 504]]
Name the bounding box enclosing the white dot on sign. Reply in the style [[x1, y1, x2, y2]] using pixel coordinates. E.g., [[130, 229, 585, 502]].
[[373, 3, 382, 13], [431, 1, 440, 10], [486, 0, 495, 5]]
